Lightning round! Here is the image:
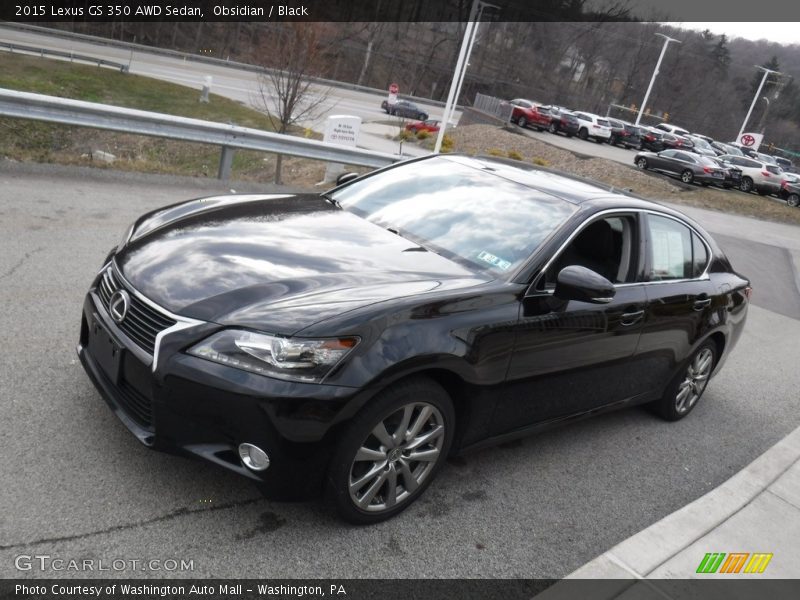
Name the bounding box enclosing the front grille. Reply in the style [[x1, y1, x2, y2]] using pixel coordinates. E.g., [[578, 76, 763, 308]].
[[96, 266, 176, 355]]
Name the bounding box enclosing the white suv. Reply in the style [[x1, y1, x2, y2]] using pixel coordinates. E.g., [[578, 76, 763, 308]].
[[572, 112, 612, 142], [655, 123, 691, 136], [718, 154, 783, 194]]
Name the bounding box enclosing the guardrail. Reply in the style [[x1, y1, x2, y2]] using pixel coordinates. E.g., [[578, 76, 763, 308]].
[[0, 40, 129, 72], [0, 88, 401, 179]]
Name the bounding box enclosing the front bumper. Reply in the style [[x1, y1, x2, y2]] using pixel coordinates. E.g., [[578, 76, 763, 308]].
[[78, 289, 362, 499]]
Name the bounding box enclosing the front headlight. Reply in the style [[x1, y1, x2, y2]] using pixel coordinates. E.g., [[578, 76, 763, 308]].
[[187, 330, 359, 383]]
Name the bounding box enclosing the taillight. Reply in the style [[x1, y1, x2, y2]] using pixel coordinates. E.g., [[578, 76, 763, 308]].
[[744, 286, 753, 300], [703, 166, 712, 173], [762, 171, 771, 177]]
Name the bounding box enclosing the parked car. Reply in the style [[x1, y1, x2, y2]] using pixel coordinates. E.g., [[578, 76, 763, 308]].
[[505, 98, 552, 130], [639, 127, 666, 152], [711, 141, 742, 157], [77, 154, 750, 523], [691, 133, 716, 145], [634, 149, 727, 185], [607, 119, 642, 149], [545, 107, 580, 137], [685, 135, 717, 157], [405, 119, 440, 134], [655, 123, 691, 136], [756, 152, 778, 166], [572, 112, 612, 142], [707, 156, 742, 189], [728, 143, 758, 159], [779, 179, 800, 207], [775, 156, 795, 172], [661, 133, 695, 151], [381, 99, 428, 120], [717, 154, 783, 194]]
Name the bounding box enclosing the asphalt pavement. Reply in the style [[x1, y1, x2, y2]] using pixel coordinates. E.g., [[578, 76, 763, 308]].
[[1, 161, 799, 579]]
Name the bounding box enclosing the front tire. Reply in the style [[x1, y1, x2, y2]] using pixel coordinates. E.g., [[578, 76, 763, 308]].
[[578, 127, 588, 140], [787, 193, 800, 207], [326, 377, 455, 524], [740, 177, 753, 193], [636, 157, 648, 169], [517, 116, 528, 128], [654, 341, 717, 421], [681, 169, 694, 184]]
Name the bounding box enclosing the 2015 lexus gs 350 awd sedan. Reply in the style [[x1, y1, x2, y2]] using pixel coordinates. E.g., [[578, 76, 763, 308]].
[[78, 155, 750, 523]]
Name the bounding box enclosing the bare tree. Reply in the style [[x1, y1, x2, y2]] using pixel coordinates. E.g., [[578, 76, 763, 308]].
[[252, 24, 333, 184]]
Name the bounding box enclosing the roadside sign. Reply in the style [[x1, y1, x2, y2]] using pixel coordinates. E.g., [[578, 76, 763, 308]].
[[740, 132, 763, 151], [323, 115, 361, 182], [387, 83, 398, 107], [389, 83, 399, 94]]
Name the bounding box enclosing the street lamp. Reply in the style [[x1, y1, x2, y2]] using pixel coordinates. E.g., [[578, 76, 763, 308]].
[[738, 66, 780, 140], [634, 33, 681, 127], [434, 0, 498, 153]]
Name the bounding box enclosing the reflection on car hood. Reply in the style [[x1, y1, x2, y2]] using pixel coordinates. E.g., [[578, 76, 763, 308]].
[[116, 194, 489, 333]]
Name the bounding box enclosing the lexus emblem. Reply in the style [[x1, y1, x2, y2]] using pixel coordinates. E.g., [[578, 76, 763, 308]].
[[109, 290, 130, 324]]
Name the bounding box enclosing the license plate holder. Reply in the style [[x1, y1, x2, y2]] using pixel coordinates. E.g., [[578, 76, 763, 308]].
[[89, 315, 123, 385]]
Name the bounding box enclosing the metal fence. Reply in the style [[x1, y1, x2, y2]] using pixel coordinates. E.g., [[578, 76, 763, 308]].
[[0, 88, 401, 180], [473, 93, 512, 122], [0, 40, 129, 72]]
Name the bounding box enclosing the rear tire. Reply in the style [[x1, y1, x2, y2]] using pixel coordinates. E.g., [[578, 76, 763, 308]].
[[548, 122, 558, 134], [325, 377, 455, 524], [654, 341, 717, 421]]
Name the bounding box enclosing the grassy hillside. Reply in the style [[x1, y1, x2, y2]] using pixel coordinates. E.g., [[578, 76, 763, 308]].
[[0, 52, 325, 184]]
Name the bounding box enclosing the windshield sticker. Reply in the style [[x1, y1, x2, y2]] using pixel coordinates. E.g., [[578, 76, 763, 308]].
[[477, 251, 512, 270]]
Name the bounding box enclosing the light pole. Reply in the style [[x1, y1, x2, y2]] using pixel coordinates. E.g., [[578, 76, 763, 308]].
[[738, 66, 780, 140], [434, 0, 498, 153], [634, 33, 681, 127]]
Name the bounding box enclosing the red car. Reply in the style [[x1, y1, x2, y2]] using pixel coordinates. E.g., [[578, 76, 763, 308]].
[[405, 119, 441, 134], [505, 99, 552, 131]]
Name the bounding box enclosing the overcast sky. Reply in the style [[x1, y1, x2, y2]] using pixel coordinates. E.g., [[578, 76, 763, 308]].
[[675, 23, 800, 46]]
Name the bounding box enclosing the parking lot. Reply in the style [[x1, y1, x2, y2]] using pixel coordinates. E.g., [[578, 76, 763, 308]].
[[2, 160, 800, 579]]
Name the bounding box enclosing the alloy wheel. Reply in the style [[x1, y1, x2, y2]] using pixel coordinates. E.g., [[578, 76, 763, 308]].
[[681, 170, 694, 184], [348, 402, 445, 512], [675, 347, 714, 415], [518, 116, 527, 128], [636, 158, 647, 169], [788, 194, 800, 207]]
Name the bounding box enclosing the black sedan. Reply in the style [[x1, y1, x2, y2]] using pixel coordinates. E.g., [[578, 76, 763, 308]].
[[78, 155, 750, 523], [635, 149, 727, 185], [380, 99, 428, 120]]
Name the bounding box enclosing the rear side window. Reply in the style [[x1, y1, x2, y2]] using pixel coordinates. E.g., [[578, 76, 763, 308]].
[[646, 215, 693, 281], [597, 119, 610, 127], [766, 165, 782, 175]]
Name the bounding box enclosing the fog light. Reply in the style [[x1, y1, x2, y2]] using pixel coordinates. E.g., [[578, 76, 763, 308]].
[[238, 443, 270, 471]]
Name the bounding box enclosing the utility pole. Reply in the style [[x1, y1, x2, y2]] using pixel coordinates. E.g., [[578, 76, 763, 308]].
[[634, 33, 681, 127], [434, 0, 498, 153], [738, 66, 780, 140]]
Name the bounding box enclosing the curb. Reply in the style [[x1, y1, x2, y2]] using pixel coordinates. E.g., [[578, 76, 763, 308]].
[[535, 425, 800, 598]]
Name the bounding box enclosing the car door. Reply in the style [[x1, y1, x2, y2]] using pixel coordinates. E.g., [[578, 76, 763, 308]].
[[636, 212, 717, 394], [491, 213, 649, 435], [652, 149, 679, 172]]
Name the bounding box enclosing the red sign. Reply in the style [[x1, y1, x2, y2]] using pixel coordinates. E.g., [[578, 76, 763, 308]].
[[741, 134, 756, 147], [389, 83, 399, 94]]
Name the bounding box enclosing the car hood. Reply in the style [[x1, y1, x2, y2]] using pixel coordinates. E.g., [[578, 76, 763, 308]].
[[116, 194, 489, 333]]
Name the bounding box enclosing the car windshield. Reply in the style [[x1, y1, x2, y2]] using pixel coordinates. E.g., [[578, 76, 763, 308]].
[[331, 157, 577, 275], [691, 137, 713, 150]]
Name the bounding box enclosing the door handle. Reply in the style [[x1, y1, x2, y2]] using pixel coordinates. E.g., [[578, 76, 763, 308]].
[[693, 298, 712, 311], [620, 309, 644, 326]]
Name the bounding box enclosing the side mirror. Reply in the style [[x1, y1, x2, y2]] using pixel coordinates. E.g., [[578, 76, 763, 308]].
[[554, 265, 616, 304], [336, 172, 360, 186]]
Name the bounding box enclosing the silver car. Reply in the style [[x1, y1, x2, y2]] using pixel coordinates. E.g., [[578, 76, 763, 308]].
[[718, 154, 783, 194]]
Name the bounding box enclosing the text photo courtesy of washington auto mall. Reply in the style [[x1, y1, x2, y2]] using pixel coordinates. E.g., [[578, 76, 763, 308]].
[[1, 1, 800, 600]]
